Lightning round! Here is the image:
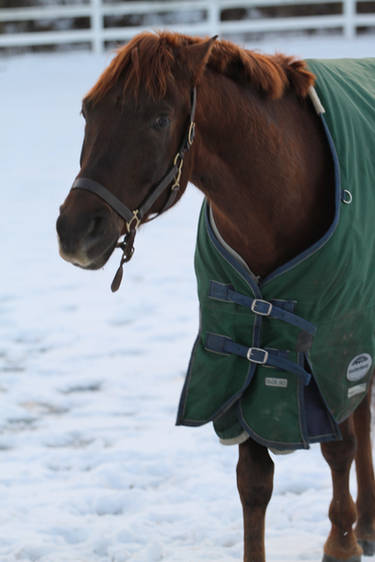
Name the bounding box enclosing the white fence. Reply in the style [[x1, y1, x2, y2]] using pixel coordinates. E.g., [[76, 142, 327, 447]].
[[0, 0, 374, 53]]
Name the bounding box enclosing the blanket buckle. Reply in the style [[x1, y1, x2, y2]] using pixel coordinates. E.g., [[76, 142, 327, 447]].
[[247, 347, 269, 364], [251, 299, 273, 316]]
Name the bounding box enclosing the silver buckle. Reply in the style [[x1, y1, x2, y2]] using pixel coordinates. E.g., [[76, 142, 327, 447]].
[[246, 347, 269, 364], [251, 299, 272, 316]]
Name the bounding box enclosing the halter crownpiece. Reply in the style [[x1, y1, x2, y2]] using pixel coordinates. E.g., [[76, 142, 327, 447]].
[[72, 87, 197, 292]]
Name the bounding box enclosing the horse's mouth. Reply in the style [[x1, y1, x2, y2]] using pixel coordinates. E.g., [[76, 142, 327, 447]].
[[58, 236, 119, 271]]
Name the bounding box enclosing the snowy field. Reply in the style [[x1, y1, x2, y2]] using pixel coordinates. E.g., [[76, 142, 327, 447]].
[[0, 34, 374, 562]]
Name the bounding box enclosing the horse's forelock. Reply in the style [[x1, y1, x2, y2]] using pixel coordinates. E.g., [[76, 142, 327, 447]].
[[84, 32, 183, 106], [123, 34, 176, 100]]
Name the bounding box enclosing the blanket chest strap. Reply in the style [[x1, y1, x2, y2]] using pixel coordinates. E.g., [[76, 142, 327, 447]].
[[208, 281, 316, 336], [205, 333, 311, 385]]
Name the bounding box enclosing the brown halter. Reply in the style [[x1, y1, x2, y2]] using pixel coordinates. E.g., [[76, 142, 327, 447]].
[[71, 87, 197, 292]]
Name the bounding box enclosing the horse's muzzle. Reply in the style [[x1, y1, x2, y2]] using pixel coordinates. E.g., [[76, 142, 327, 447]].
[[56, 207, 121, 270]]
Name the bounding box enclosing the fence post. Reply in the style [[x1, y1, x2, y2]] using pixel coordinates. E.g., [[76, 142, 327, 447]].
[[207, 0, 220, 37], [91, 0, 103, 54], [343, 0, 355, 39]]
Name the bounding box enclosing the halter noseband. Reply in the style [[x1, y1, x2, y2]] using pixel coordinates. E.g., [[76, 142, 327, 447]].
[[71, 87, 197, 292]]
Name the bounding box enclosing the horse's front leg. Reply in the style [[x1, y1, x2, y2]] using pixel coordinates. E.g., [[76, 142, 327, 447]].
[[237, 437, 274, 562], [353, 382, 375, 556], [321, 418, 362, 562]]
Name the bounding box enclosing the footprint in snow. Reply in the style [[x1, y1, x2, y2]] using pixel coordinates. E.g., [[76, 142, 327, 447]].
[[59, 381, 102, 394]]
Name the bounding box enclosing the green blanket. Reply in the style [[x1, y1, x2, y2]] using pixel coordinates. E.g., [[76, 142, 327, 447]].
[[177, 59, 375, 450]]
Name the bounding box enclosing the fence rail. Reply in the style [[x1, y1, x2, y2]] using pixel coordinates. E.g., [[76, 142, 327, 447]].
[[0, 0, 374, 53]]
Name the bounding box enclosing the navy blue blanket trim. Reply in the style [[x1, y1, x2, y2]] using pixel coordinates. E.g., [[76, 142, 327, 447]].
[[236, 400, 309, 450], [205, 333, 311, 385], [204, 204, 263, 299], [209, 281, 316, 336]]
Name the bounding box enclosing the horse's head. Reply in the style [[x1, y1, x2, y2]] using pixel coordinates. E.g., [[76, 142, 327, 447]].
[[56, 32, 216, 288]]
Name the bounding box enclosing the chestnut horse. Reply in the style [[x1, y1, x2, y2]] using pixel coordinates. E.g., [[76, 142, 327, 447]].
[[56, 32, 375, 561]]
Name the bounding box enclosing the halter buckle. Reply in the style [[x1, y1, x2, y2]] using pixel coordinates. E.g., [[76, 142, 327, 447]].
[[188, 122, 196, 146], [171, 153, 184, 191], [126, 209, 141, 232]]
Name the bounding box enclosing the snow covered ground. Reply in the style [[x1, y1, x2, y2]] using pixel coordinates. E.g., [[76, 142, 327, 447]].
[[0, 34, 374, 562]]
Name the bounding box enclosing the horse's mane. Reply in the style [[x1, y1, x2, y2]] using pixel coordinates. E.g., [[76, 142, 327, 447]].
[[85, 31, 314, 104]]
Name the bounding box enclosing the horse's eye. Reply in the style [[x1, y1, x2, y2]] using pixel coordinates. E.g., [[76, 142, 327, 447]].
[[153, 115, 170, 130]]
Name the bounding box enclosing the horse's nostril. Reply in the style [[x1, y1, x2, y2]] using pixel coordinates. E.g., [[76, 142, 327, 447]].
[[56, 212, 105, 251], [86, 215, 105, 241], [56, 214, 67, 239], [87, 216, 101, 236]]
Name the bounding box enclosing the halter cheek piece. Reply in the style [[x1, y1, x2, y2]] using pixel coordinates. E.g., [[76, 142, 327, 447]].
[[71, 87, 197, 292]]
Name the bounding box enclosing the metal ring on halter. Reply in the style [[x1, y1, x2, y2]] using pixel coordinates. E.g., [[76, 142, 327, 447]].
[[342, 189, 353, 205]]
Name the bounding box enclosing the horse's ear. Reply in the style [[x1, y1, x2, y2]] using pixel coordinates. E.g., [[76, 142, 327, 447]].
[[184, 36, 217, 84]]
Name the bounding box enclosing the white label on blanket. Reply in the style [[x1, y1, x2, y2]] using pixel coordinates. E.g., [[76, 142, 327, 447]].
[[265, 377, 288, 388], [348, 383, 367, 399], [346, 353, 372, 382]]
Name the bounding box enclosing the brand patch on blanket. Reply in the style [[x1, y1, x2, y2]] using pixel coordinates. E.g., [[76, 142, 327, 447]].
[[346, 354, 372, 382]]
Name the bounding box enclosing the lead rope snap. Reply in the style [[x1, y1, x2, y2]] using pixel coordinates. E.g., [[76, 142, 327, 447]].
[[111, 227, 136, 292]]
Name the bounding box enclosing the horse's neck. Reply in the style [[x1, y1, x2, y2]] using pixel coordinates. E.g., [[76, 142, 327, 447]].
[[191, 72, 334, 278]]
